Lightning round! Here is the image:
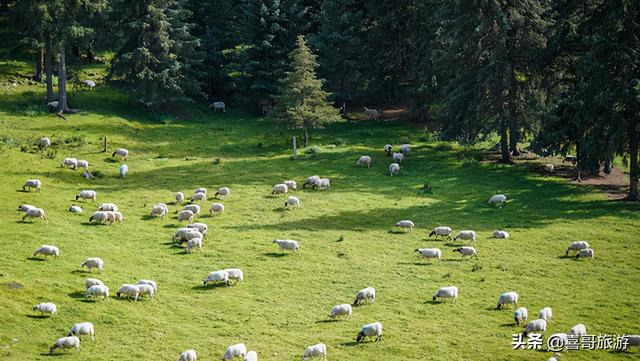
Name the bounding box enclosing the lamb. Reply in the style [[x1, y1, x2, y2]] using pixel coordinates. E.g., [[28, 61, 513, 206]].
[[39, 137, 51, 148], [173, 228, 203, 244], [357, 322, 383, 342], [116, 284, 141, 301], [178, 210, 195, 223], [183, 204, 201, 215], [565, 241, 590, 256], [272, 183, 289, 194], [453, 230, 477, 243], [76, 190, 97, 202], [329, 304, 352, 319], [284, 180, 297, 191], [569, 324, 586, 336], [244, 351, 257, 361], [453, 247, 478, 259], [112, 148, 129, 160], [151, 203, 169, 218], [576, 248, 594, 259], [432, 286, 458, 303], [98, 203, 118, 212], [84, 284, 110, 301], [400, 144, 410, 154], [493, 230, 509, 239], [209, 203, 225, 215], [89, 211, 109, 224], [357, 155, 372, 168], [284, 196, 301, 208], [32, 302, 57, 316], [85, 278, 104, 289], [389, 163, 400, 176], [83, 79, 96, 88], [33, 245, 60, 258], [203, 270, 229, 286], [17, 204, 35, 212], [22, 179, 42, 192], [539, 307, 553, 321], [210, 101, 226, 112], [312, 178, 331, 190], [187, 222, 208, 237], [514, 307, 528, 326], [77, 159, 89, 169], [69, 204, 83, 214], [222, 343, 246, 360], [136, 280, 158, 293], [363, 106, 379, 120], [119, 164, 128, 178], [223, 269, 244, 285], [272, 239, 300, 252], [429, 226, 452, 240], [215, 187, 231, 199], [22, 207, 46, 222], [395, 220, 414, 232], [176, 192, 185, 205], [392, 152, 404, 162], [496, 291, 519, 309], [488, 194, 507, 206], [415, 248, 442, 261], [81, 257, 104, 272], [384, 144, 392, 155], [190, 192, 207, 202], [178, 349, 197, 361], [68, 322, 95, 340], [61, 157, 78, 169], [186, 237, 203, 254], [542, 163, 554, 176], [353, 286, 376, 306], [302, 343, 327, 361], [105, 211, 124, 224], [49, 336, 80, 354], [137, 283, 155, 300], [302, 175, 320, 189]]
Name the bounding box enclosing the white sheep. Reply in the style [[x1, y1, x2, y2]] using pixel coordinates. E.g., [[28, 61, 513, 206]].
[[136, 280, 158, 293], [105, 211, 124, 224], [493, 230, 509, 239], [433, 286, 458, 303], [76, 190, 97, 202], [81, 257, 104, 272], [389, 163, 400, 176], [497, 291, 519, 309], [312, 178, 331, 190], [178, 349, 197, 361], [61, 157, 78, 169], [302, 175, 320, 189], [187, 222, 208, 237], [33, 245, 60, 258], [223, 268, 244, 285], [210, 101, 226, 112], [429, 226, 452, 240], [302, 343, 327, 361], [284, 180, 297, 191], [272, 239, 300, 252], [384, 144, 392, 155], [39, 137, 51, 148], [203, 270, 229, 286], [22, 207, 46, 222], [209, 203, 224, 215], [576, 248, 595, 259], [395, 220, 414, 232], [400, 144, 410, 155], [32, 302, 57, 316], [116, 284, 141, 301], [569, 324, 586, 336], [112, 148, 129, 160], [488, 194, 507, 206], [173, 228, 203, 244], [392, 152, 404, 162], [151, 203, 169, 218], [85, 278, 104, 289], [186, 237, 203, 254], [69, 204, 83, 214], [272, 183, 289, 194], [47, 100, 59, 109], [89, 211, 109, 224], [183, 204, 201, 215], [17, 204, 35, 212], [543, 163, 555, 176], [22, 179, 42, 192], [284, 196, 301, 208], [215, 187, 231, 199], [244, 351, 257, 361], [119, 164, 128, 178], [176, 192, 185, 205], [453, 246, 478, 259], [77, 159, 89, 169], [222, 343, 246, 360], [363, 106, 379, 120], [49, 336, 80, 354], [137, 283, 155, 300], [195, 187, 207, 195], [357, 322, 383, 342], [454, 230, 476, 243], [415, 248, 441, 261], [565, 240, 590, 256], [68, 322, 95, 340], [190, 192, 207, 202], [539, 307, 553, 321], [514, 307, 528, 326], [353, 286, 376, 306], [329, 304, 352, 319], [357, 155, 372, 168], [178, 210, 195, 223], [98, 203, 118, 212]]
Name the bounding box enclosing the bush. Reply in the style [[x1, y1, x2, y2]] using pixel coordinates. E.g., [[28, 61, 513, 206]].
[[305, 145, 320, 158], [21, 104, 48, 117], [44, 149, 57, 159]]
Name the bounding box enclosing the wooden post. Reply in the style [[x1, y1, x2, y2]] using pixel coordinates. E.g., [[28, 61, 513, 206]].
[[103, 136, 107, 152], [292, 136, 297, 160]]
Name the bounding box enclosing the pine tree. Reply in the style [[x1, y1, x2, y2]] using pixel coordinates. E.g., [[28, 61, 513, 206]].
[[270, 35, 341, 147]]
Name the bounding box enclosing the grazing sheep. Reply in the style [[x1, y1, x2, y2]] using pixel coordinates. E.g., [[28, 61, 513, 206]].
[[384, 144, 392, 155], [215, 187, 231, 199], [284, 196, 301, 208], [621, 335, 640, 350], [39, 137, 51, 148], [488, 194, 507, 206], [136, 280, 158, 293], [429, 226, 452, 240], [195, 187, 207, 195], [32, 302, 57, 316], [49, 336, 80, 354], [209, 203, 225, 216], [542, 164, 554, 176], [68, 322, 95, 340], [272, 183, 289, 195], [563, 155, 577, 165], [514, 307, 528, 326], [105, 211, 124, 224], [47, 100, 59, 110], [353, 286, 376, 306], [539, 307, 553, 321], [392, 152, 404, 162], [302, 343, 327, 361], [363, 106, 379, 120], [223, 269, 244, 285], [178, 210, 195, 223], [493, 230, 509, 239], [77, 159, 89, 169], [222, 343, 246, 360], [33, 245, 60, 258], [357, 155, 372, 168], [61, 157, 78, 169], [302, 175, 320, 189], [137, 283, 155, 300], [98, 203, 118, 212], [89, 211, 109, 224], [395, 220, 414, 232], [203, 270, 229, 286], [190, 192, 207, 203], [151, 203, 169, 218], [284, 180, 297, 191], [187, 222, 208, 237], [183, 204, 201, 215], [523, 319, 547, 337], [432, 286, 458, 303], [22, 207, 46, 222], [210, 101, 226, 112], [186, 237, 203, 254], [400, 144, 410, 155], [116, 284, 141, 301], [82, 170, 92, 179], [69, 204, 83, 214], [312, 178, 331, 190], [176, 192, 185, 205], [244, 351, 257, 361], [415, 248, 442, 261], [389, 163, 400, 176], [173, 228, 203, 244], [565, 241, 590, 256], [83, 79, 96, 88], [85, 278, 104, 289], [178, 349, 197, 361], [453, 230, 477, 243], [81, 257, 104, 272], [357, 322, 383, 342], [112, 148, 129, 160], [576, 248, 594, 259], [17, 204, 35, 212], [452, 247, 478, 259], [569, 324, 586, 336], [119, 164, 128, 178], [23, 179, 42, 192], [272, 239, 300, 252], [76, 190, 97, 202], [329, 304, 352, 319], [497, 292, 519, 310]]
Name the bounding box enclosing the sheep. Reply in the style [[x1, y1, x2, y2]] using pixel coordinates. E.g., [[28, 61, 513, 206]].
[[453, 247, 478, 259], [353, 286, 376, 306], [209, 203, 225, 216], [39, 137, 51, 148], [514, 307, 528, 326], [539, 307, 553, 321], [76, 190, 97, 202], [81, 257, 104, 272], [151, 203, 169, 218], [203, 270, 229, 286], [415, 248, 442, 262], [85, 278, 104, 289], [137, 283, 155, 300], [329, 304, 352, 319], [523, 319, 547, 337], [576, 248, 594, 259], [195, 187, 207, 195], [84, 284, 109, 300], [357, 322, 383, 342], [186, 237, 203, 254], [215, 187, 231, 199], [384, 144, 392, 155], [61, 157, 78, 169], [22, 179, 42, 192], [302, 343, 327, 361], [548, 333, 568, 349], [22, 207, 46, 222], [453, 230, 477, 243], [302, 175, 320, 189], [272, 183, 289, 195], [569, 324, 586, 336], [176, 192, 185, 205], [400, 144, 410, 154], [89, 211, 109, 224], [183, 204, 201, 215], [244, 351, 257, 361], [69, 204, 83, 214], [363, 106, 379, 120], [392, 152, 404, 162], [222, 343, 246, 360], [542, 163, 554, 176], [136, 280, 158, 293], [116, 284, 141, 301], [98, 203, 118, 212], [357, 155, 372, 168], [82, 79, 96, 88], [223, 268, 244, 285], [178, 210, 195, 223], [33, 245, 60, 258], [77, 159, 89, 169], [497, 291, 519, 309], [284, 196, 301, 208], [119, 164, 128, 178], [68, 322, 95, 340], [32, 302, 57, 316], [82, 170, 92, 179], [272, 239, 300, 252], [190, 192, 207, 203], [173, 228, 203, 244], [563, 155, 577, 165], [284, 180, 297, 191], [112, 148, 129, 160], [47, 100, 59, 110], [622, 335, 640, 350], [105, 211, 124, 224], [49, 336, 80, 354], [17, 204, 35, 212], [429, 226, 452, 240], [432, 286, 458, 303], [187, 222, 208, 237], [488, 194, 507, 206], [178, 349, 197, 361], [312, 178, 331, 190], [389, 163, 400, 176], [395, 220, 414, 232], [493, 230, 509, 239], [565, 241, 590, 256], [210, 101, 226, 112]]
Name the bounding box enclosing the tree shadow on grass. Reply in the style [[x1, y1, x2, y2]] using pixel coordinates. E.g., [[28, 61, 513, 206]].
[[263, 252, 288, 258]]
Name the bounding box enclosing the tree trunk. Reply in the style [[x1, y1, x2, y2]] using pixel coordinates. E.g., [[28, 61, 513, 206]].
[[509, 113, 520, 156], [292, 136, 297, 160], [87, 48, 95, 63], [57, 45, 68, 112], [498, 118, 512, 164], [34, 47, 44, 82], [303, 126, 309, 148], [627, 115, 638, 201], [44, 33, 54, 102], [72, 44, 81, 58]]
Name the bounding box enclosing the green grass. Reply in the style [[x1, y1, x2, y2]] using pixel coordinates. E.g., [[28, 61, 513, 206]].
[[1, 58, 640, 361]]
